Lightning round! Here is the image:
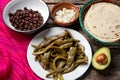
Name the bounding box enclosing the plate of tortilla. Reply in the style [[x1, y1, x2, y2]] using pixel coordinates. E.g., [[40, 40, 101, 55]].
[[79, 0, 120, 46]]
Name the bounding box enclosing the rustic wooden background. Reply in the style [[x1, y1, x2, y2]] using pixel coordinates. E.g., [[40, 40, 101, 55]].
[[40, 0, 120, 80]]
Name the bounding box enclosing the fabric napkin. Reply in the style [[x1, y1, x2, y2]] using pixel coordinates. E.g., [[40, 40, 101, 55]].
[[0, 0, 42, 80]]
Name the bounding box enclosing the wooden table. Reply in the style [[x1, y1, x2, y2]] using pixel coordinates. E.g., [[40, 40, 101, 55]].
[[41, 0, 120, 80]]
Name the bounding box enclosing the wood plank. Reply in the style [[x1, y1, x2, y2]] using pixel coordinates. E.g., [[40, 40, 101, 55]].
[[44, 0, 87, 5], [42, 0, 120, 80]]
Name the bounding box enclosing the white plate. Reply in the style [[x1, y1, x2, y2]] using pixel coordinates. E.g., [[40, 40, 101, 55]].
[[2, 0, 49, 33], [27, 27, 92, 80]]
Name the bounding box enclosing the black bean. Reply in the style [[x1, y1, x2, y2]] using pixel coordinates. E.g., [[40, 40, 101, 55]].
[[9, 7, 44, 31], [20, 26, 24, 30], [12, 19, 15, 23], [31, 26, 36, 30], [19, 22, 23, 26], [24, 7, 28, 10], [24, 24, 28, 29], [14, 24, 17, 28], [9, 13, 13, 17]]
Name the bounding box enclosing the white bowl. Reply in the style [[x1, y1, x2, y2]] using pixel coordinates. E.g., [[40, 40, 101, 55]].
[[2, 0, 49, 34]]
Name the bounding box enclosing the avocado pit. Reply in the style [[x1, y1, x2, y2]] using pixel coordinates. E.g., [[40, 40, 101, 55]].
[[96, 53, 108, 65]]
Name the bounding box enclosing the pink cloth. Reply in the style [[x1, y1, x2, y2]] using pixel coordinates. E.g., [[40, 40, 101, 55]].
[[0, 0, 42, 80]]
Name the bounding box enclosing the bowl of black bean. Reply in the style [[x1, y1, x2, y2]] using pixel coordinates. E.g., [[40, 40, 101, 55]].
[[2, 0, 49, 34]]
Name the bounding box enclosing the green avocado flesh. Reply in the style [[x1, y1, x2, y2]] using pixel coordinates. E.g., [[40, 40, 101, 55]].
[[92, 47, 111, 70]]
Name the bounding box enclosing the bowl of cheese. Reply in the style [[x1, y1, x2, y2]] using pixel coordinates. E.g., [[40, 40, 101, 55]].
[[51, 2, 79, 26]]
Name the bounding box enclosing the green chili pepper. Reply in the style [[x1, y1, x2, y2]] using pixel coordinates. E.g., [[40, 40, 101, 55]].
[[65, 47, 76, 68]]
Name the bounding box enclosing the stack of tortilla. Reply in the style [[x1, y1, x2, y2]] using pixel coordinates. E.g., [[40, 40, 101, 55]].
[[84, 2, 120, 43]]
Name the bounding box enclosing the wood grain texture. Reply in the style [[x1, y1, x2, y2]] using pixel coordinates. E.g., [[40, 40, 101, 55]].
[[42, 0, 120, 80]]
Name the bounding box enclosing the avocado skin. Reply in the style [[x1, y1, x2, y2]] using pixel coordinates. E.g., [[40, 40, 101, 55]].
[[92, 47, 111, 70]]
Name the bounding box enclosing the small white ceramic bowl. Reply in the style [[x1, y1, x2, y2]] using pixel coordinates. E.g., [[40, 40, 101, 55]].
[[2, 0, 49, 34]]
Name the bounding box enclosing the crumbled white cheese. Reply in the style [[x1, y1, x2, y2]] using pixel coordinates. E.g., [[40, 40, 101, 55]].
[[55, 8, 76, 23]]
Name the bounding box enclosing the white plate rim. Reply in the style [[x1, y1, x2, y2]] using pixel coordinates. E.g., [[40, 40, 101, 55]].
[[27, 27, 92, 80]]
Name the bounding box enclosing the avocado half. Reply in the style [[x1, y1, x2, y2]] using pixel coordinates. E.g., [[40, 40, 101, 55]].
[[92, 47, 111, 70]]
